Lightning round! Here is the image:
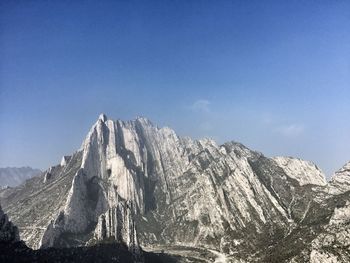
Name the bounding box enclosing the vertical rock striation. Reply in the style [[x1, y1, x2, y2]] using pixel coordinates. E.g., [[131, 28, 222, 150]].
[[1, 114, 349, 262], [94, 201, 139, 254]]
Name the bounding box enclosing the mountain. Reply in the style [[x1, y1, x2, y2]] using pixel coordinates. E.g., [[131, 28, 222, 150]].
[[0, 204, 20, 243], [0, 114, 349, 262], [0, 167, 42, 188], [0, 205, 178, 263]]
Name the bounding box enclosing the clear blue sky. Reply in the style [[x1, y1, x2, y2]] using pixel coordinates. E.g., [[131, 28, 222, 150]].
[[1, 0, 349, 177]]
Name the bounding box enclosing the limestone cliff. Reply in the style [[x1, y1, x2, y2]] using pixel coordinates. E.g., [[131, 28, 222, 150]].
[[1, 114, 349, 262]]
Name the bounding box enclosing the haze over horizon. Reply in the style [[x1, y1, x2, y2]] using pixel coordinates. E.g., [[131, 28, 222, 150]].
[[1, 1, 349, 177]]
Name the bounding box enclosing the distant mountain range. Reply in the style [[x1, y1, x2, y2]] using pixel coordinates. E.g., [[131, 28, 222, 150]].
[[0, 167, 42, 188], [0, 114, 349, 262]]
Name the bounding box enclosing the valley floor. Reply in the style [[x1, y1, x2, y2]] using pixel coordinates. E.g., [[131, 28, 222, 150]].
[[144, 245, 233, 263]]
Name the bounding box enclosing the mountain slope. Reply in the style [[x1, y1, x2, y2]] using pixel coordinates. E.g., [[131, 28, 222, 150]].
[[0, 152, 82, 248], [0, 204, 19, 243], [1, 114, 349, 262]]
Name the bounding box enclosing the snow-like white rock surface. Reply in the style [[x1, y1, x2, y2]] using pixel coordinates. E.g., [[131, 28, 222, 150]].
[[94, 201, 139, 253], [273, 156, 327, 186], [310, 250, 339, 263], [330, 201, 350, 225], [1, 114, 349, 262], [329, 161, 350, 194], [60, 156, 71, 166], [42, 115, 297, 251]]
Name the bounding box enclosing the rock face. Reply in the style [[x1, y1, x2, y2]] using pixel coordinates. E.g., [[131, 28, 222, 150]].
[[273, 157, 327, 186], [0, 204, 19, 243], [93, 201, 140, 254], [0, 167, 41, 187], [0, 152, 83, 248], [0, 114, 349, 262], [60, 156, 71, 167], [328, 161, 350, 194]]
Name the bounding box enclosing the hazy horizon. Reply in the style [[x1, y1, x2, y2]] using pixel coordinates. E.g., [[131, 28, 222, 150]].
[[1, 1, 349, 177]]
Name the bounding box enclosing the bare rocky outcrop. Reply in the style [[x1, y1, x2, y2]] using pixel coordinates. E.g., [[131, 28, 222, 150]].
[[0, 151, 83, 248], [0, 204, 19, 243], [60, 156, 71, 167], [328, 161, 350, 194], [94, 201, 140, 254], [273, 156, 327, 186], [0, 114, 349, 262]]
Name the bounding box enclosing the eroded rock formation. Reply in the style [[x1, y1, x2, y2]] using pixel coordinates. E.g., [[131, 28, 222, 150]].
[[1, 114, 349, 262]]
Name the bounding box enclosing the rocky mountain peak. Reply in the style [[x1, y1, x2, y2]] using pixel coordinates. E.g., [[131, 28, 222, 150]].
[[60, 156, 71, 166], [135, 116, 153, 125], [1, 115, 349, 262], [335, 161, 350, 175], [273, 156, 327, 186], [328, 161, 350, 194], [98, 113, 108, 122]]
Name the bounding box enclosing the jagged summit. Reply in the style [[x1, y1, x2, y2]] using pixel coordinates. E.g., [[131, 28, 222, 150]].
[[135, 115, 152, 123], [335, 161, 350, 175], [329, 161, 350, 194], [97, 114, 154, 125], [1, 115, 349, 262], [92, 115, 156, 133], [273, 156, 327, 186], [98, 113, 108, 122], [60, 156, 71, 167]]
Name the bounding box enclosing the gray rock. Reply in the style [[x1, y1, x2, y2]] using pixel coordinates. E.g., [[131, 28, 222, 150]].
[[0, 204, 19, 243], [60, 156, 71, 167], [1, 115, 349, 262]]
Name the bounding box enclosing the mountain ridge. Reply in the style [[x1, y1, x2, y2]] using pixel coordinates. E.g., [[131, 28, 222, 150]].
[[0, 167, 42, 188], [1, 114, 349, 262]]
